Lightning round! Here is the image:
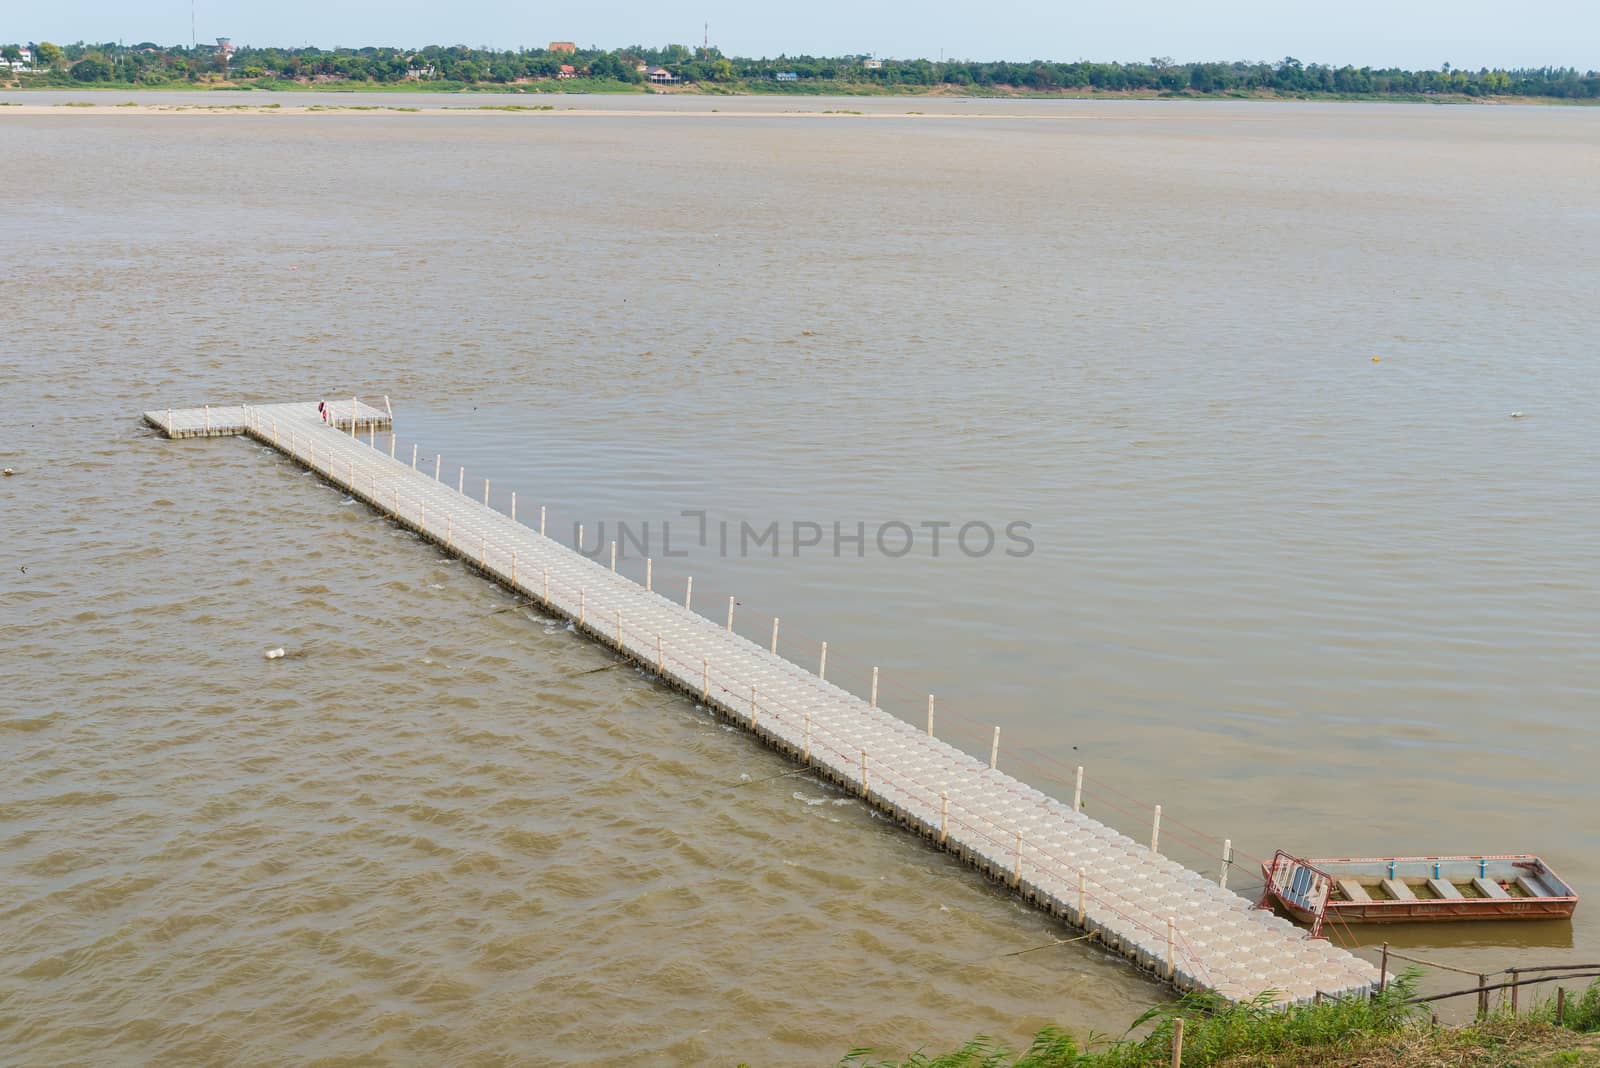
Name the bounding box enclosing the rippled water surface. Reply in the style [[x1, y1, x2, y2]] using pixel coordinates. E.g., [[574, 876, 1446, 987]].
[[2, 96, 1598, 1065]]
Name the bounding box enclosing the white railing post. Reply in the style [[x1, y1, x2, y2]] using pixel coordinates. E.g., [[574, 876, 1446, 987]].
[[1166, 916, 1176, 980], [939, 790, 949, 845], [483, 478, 490, 506], [457, 467, 464, 495], [684, 576, 693, 611], [610, 540, 617, 572], [434, 454, 441, 480], [645, 558, 652, 592], [803, 710, 812, 763], [350, 396, 357, 438], [539, 505, 546, 536], [1074, 766, 1084, 813], [1151, 804, 1162, 854], [819, 641, 827, 681], [770, 617, 779, 654], [726, 595, 734, 631], [388, 433, 395, 458], [926, 694, 934, 737], [870, 666, 878, 709], [989, 726, 1000, 770], [412, 443, 418, 470], [1220, 839, 1232, 889], [511, 491, 516, 522]]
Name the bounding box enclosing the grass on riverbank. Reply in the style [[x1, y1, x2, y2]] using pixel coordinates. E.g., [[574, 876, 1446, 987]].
[[836, 975, 1600, 1067]]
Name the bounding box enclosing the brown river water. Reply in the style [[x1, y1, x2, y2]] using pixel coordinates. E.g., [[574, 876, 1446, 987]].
[[2, 93, 1597, 1065]]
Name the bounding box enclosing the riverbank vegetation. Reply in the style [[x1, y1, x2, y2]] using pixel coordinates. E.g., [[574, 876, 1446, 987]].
[[3, 40, 1597, 103], [835, 975, 1600, 1067]]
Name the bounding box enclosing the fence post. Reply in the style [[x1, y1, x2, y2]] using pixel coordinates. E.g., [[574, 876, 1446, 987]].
[[1166, 916, 1176, 980], [646, 558, 652, 592], [577, 524, 584, 554], [819, 641, 827, 681], [389, 433, 395, 459], [610, 541, 617, 572], [166, 408, 174, 435], [434, 454, 441, 480], [1220, 839, 1231, 888], [770, 617, 780, 655], [1151, 804, 1162, 854], [539, 505, 546, 536], [685, 576, 693, 611], [1509, 968, 1519, 1015], [1557, 987, 1566, 1025], [483, 478, 490, 506], [1378, 943, 1389, 994], [350, 396, 357, 438], [927, 694, 934, 737], [1477, 974, 1488, 1019], [511, 492, 516, 522], [939, 790, 949, 844], [1074, 766, 1084, 813], [870, 667, 879, 709], [458, 468, 464, 495], [1171, 1017, 1184, 1068], [369, 424, 375, 447], [726, 595, 735, 631], [204, 403, 210, 432], [989, 726, 1000, 770]]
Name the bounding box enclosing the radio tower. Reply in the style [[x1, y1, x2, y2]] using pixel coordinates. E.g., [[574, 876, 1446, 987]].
[[704, 20, 709, 52]]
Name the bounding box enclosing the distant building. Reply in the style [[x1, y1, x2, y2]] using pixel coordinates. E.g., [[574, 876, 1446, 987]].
[[6, 46, 34, 71], [549, 41, 576, 54], [775, 71, 798, 81], [863, 57, 883, 70], [404, 65, 437, 80], [645, 66, 677, 84], [557, 64, 577, 79]]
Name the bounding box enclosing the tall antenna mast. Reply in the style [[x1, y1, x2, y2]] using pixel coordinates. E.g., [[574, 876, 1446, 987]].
[[191, 0, 196, 49], [704, 20, 709, 52]]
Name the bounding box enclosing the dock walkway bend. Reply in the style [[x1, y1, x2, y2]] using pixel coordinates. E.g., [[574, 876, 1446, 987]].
[[144, 397, 1382, 1005]]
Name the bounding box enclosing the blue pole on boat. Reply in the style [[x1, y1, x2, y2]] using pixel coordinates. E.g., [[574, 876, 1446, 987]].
[[1434, 862, 1441, 879], [1388, 861, 1396, 880], [1480, 859, 1487, 878]]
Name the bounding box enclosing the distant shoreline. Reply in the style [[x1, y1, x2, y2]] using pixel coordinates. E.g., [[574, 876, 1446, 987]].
[[2, 83, 1596, 110]]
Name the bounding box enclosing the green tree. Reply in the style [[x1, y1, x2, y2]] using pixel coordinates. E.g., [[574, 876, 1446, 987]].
[[70, 56, 111, 81], [35, 40, 64, 70], [1, 45, 20, 64]]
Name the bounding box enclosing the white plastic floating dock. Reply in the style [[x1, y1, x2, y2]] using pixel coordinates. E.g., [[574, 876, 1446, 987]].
[[147, 398, 1382, 1004]]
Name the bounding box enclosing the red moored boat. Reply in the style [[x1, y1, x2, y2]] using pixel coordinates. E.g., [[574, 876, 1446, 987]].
[[1259, 851, 1578, 936]]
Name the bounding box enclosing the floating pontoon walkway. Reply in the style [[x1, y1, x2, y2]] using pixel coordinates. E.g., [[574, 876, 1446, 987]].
[[147, 398, 1382, 1004]]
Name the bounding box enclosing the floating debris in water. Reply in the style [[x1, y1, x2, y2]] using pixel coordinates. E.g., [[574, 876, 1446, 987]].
[[1510, 411, 1525, 418], [264, 647, 286, 660]]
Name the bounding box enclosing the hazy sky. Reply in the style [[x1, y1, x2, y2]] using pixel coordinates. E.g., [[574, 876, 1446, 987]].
[[6, 0, 1595, 70]]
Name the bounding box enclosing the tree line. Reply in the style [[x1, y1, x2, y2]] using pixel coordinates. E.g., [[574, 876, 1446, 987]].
[[6, 40, 1598, 100]]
